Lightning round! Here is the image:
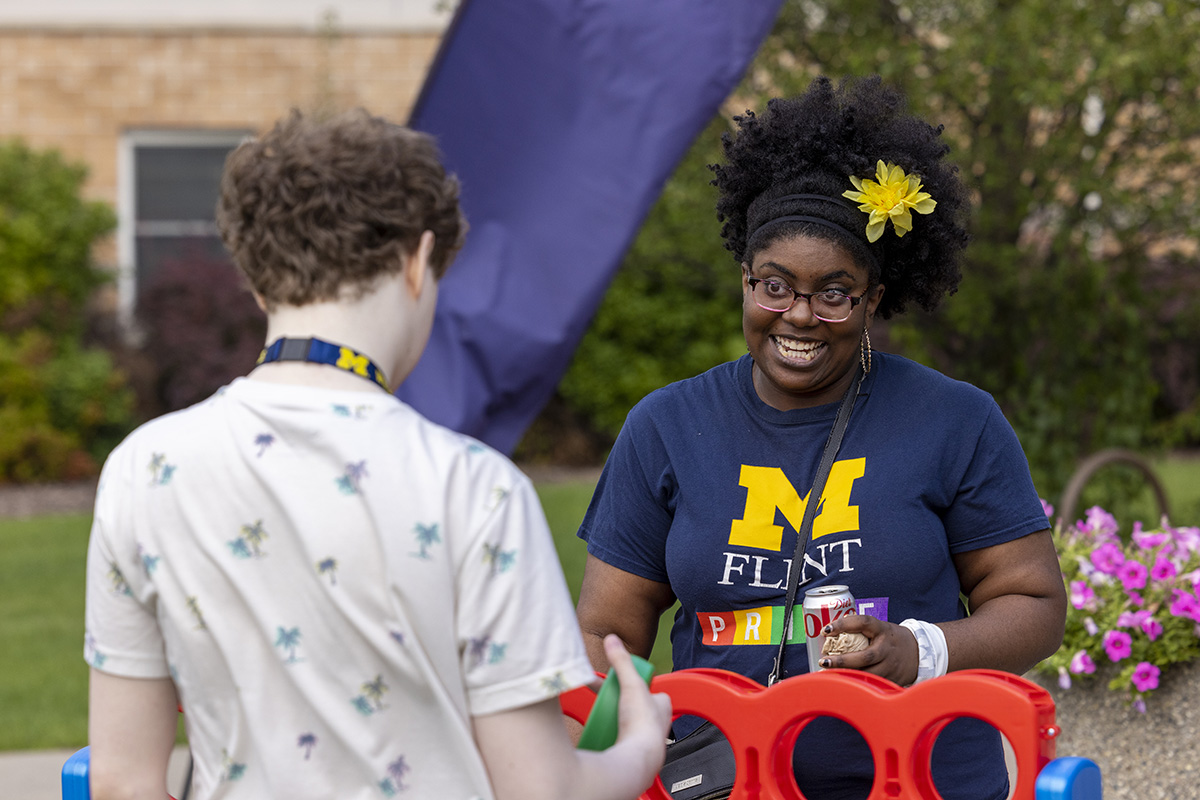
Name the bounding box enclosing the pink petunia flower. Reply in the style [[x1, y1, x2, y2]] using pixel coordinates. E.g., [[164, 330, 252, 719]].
[[1083, 617, 1099, 636], [1142, 617, 1163, 641], [1040, 498, 1055, 520], [1069, 580, 1096, 610], [1150, 556, 1178, 583], [1057, 667, 1071, 690], [1118, 560, 1149, 591], [1131, 661, 1161, 692], [1169, 590, 1200, 622], [1081, 506, 1120, 540], [1103, 629, 1132, 661], [1133, 697, 1147, 714], [1084, 506, 1118, 537], [1090, 542, 1125, 576], [1172, 525, 1200, 556], [1069, 650, 1096, 675], [1117, 610, 1151, 629], [1132, 523, 1170, 551]]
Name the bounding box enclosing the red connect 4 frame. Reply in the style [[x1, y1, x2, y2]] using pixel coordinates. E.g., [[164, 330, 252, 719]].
[[560, 668, 1103, 800]]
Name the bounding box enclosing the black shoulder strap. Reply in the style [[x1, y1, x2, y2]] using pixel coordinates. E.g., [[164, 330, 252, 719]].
[[768, 361, 863, 685]]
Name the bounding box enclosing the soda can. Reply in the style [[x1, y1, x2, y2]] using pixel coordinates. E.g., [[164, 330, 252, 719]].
[[802, 584, 856, 672]]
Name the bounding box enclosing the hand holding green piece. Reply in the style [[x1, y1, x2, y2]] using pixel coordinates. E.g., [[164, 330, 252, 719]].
[[577, 650, 656, 751]]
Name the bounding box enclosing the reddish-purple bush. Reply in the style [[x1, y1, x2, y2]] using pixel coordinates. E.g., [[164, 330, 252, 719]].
[[138, 256, 266, 413]]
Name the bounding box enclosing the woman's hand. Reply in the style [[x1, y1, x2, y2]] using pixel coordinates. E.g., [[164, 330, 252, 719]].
[[818, 614, 920, 686], [817, 529, 1067, 687]]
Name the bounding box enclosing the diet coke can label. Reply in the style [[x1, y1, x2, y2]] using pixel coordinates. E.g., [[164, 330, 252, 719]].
[[803, 584, 856, 672]]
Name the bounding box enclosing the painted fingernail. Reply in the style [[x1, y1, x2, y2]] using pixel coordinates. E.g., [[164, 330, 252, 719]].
[[819, 658, 831, 668], [823, 625, 833, 634]]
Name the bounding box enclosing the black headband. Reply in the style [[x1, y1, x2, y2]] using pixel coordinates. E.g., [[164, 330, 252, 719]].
[[747, 194, 878, 270]]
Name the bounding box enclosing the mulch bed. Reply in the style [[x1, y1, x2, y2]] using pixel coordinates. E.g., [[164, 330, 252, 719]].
[[1029, 660, 1200, 798], [0, 480, 98, 519]]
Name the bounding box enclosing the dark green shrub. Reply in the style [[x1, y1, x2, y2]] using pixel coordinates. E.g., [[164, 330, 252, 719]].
[[0, 140, 134, 483]]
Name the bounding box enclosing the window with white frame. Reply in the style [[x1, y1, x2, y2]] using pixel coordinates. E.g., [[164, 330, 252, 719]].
[[117, 129, 251, 329]]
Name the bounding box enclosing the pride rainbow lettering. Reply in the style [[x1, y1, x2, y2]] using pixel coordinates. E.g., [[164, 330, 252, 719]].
[[698, 597, 887, 646]]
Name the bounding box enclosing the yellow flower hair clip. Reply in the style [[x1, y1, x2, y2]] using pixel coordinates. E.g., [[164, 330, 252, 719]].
[[842, 160, 936, 243]]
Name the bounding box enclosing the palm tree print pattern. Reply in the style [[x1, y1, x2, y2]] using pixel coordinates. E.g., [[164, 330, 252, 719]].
[[336, 460, 369, 494], [107, 563, 132, 596], [351, 675, 389, 715], [84, 633, 106, 669], [362, 675, 388, 709], [411, 522, 440, 559], [253, 432, 275, 457], [147, 453, 176, 486], [275, 626, 303, 663], [228, 520, 268, 559], [378, 756, 411, 795], [540, 671, 571, 695], [137, 543, 160, 577], [489, 485, 510, 510], [220, 749, 246, 782], [481, 543, 517, 576], [297, 732, 317, 759], [316, 557, 338, 585], [467, 636, 508, 668], [186, 596, 207, 631], [331, 404, 372, 419]]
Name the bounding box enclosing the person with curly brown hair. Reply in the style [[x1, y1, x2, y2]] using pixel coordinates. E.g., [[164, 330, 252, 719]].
[[85, 108, 671, 800], [575, 76, 1065, 799]]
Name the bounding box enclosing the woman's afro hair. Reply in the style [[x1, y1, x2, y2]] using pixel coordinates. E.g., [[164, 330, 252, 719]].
[[711, 75, 971, 319]]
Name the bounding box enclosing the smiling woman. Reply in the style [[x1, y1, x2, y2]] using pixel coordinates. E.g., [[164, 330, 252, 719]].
[[742, 236, 883, 410], [574, 74, 1067, 800]]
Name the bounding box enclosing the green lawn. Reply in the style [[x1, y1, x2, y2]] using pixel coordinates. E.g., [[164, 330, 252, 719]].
[[535, 481, 678, 676], [1153, 453, 1200, 523], [0, 513, 91, 750], [1062, 452, 1200, 528], [5, 454, 1197, 751]]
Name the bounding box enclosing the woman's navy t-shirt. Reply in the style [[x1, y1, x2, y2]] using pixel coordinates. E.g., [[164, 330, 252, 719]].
[[579, 353, 1049, 800]]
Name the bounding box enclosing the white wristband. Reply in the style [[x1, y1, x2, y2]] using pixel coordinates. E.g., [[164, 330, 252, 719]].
[[899, 619, 948, 685]]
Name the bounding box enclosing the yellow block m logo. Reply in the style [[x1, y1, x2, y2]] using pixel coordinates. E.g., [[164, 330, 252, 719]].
[[728, 460, 865, 551], [336, 348, 371, 378]]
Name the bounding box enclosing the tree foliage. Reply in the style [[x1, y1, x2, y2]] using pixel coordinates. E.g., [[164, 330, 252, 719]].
[[752, 0, 1200, 499], [558, 1, 1200, 497], [0, 140, 134, 482]]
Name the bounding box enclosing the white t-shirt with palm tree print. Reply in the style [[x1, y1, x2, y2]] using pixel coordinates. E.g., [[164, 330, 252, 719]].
[[85, 377, 595, 799]]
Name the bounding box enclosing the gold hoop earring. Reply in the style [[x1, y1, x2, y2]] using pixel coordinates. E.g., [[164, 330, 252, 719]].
[[860, 329, 872, 374]]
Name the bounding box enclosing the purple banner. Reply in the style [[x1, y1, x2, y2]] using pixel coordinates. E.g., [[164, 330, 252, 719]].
[[398, 0, 784, 452]]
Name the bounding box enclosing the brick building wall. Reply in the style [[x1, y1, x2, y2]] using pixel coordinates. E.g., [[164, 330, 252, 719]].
[[1, 25, 441, 314]]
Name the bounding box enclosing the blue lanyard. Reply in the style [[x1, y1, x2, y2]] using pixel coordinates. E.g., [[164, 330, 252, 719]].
[[257, 337, 389, 391]]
